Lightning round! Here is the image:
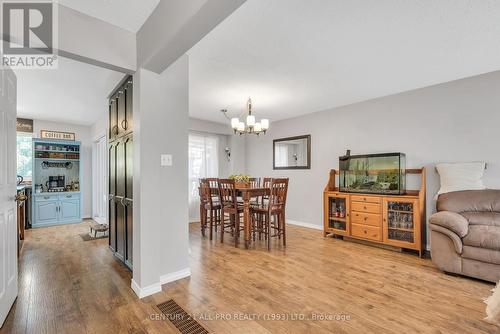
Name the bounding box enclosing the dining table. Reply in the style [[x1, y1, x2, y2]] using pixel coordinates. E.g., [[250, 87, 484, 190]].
[[235, 185, 270, 249]]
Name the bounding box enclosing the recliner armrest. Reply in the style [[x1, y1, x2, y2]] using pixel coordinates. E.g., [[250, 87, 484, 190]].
[[429, 211, 469, 237]]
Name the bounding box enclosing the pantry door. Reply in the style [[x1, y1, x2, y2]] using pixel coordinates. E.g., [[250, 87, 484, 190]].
[[0, 67, 18, 327]]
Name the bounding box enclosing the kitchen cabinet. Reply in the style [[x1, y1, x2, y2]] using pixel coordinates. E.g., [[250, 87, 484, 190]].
[[31, 139, 82, 227], [108, 76, 133, 270], [33, 193, 81, 227]]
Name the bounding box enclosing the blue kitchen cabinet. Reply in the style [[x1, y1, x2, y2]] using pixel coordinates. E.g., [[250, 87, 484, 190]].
[[59, 197, 80, 221], [33, 193, 81, 227], [32, 139, 82, 227], [35, 200, 59, 225]]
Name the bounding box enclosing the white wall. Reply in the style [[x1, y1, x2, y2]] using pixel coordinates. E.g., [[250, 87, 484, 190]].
[[246, 71, 500, 245], [33, 120, 93, 218], [90, 113, 108, 141]]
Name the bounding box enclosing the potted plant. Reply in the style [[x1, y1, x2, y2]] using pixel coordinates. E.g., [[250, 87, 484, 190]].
[[229, 174, 251, 188]]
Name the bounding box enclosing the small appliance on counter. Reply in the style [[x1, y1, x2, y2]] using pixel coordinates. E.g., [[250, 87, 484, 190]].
[[46, 175, 65, 192]]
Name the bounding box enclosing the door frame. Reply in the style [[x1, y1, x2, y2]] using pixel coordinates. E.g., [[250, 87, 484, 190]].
[[92, 132, 108, 225]]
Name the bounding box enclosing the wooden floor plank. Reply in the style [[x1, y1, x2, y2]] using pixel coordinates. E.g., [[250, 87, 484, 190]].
[[0, 221, 498, 334]]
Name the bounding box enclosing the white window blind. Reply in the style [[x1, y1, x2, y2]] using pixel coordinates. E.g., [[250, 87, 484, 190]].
[[188, 133, 219, 221]]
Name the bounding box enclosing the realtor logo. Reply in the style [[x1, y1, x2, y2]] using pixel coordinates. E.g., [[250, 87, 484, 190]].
[[1, 1, 58, 69]]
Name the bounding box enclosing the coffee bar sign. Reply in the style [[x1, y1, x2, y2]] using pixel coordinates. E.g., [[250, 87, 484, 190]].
[[40, 130, 75, 141]]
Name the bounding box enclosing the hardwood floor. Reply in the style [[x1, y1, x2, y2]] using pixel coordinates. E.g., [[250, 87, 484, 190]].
[[1, 221, 498, 333]]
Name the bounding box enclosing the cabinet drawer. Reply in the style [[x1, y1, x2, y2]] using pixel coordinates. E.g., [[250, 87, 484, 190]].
[[351, 195, 381, 204], [35, 194, 59, 202], [351, 223, 381, 241], [351, 212, 382, 227], [351, 201, 381, 214], [59, 193, 80, 200]]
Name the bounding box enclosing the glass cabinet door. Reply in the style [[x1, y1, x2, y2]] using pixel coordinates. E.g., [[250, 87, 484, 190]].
[[382, 198, 420, 249], [324, 193, 350, 236]]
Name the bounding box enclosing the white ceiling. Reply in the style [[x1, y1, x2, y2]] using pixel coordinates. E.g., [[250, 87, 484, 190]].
[[59, 0, 159, 32], [15, 57, 124, 126], [188, 0, 500, 124]]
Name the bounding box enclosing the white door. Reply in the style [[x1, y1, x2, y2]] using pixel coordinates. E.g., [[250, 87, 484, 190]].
[[92, 135, 107, 224], [0, 68, 18, 327]]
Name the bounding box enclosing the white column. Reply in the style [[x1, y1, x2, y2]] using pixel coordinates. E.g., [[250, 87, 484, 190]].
[[131, 55, 190, 298]]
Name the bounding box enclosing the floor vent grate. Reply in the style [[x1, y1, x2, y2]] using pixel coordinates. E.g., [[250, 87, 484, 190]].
[[156, 299, 209, 334]]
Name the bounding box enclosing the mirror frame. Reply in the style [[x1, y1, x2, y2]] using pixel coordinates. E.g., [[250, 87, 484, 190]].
[[273, 135, 311, 170]]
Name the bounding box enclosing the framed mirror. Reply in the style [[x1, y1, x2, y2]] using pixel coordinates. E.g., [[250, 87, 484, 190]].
[[273, 135, 311, 170]]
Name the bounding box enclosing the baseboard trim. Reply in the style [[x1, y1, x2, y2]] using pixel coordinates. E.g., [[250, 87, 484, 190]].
[[160, 267, 191, 285], [131, 279, 162, 299], [286, 219, 323, 231], [130, 268, 191, 299]]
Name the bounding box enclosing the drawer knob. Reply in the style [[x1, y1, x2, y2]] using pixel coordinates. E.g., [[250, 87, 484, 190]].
[[44, 196, 49, 199], [364, 206, 367, 210], [364, 217, 367, 221], [364, 230, 367, 234]]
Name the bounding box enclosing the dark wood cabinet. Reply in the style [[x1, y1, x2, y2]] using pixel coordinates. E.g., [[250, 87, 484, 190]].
[[125, 80, 133, 134], [108, 76, 133, 270], [108, 141, 117, 252]]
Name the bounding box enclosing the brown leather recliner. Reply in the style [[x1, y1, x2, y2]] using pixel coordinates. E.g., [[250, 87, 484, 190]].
[[429, 190, 500, 282]]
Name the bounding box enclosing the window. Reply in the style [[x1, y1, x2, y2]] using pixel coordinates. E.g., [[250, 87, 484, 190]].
[[188, 133, 219, 221], [17, 133, 33, 181]]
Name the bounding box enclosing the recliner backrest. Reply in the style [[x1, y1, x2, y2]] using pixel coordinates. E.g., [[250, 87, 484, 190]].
[[437, 190, 500, 227]]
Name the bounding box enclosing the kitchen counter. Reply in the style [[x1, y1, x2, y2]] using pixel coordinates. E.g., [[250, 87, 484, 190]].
[[33, 191, 80, 196]]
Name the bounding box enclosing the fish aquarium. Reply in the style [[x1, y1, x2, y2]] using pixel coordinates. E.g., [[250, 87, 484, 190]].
[[339, 152, 406, 195]]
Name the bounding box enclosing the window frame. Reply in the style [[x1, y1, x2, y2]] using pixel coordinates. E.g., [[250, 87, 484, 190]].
[[16, 131, 33, 182]]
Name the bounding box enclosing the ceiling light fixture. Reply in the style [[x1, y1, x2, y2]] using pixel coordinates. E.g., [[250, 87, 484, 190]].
[[221, 98, 269, 135]]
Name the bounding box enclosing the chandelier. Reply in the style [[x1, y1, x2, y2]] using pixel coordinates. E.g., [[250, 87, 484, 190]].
[[221, 98, 269, 135]]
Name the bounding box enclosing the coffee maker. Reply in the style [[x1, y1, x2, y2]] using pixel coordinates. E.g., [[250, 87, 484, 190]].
[[46, 176, 65, 192]]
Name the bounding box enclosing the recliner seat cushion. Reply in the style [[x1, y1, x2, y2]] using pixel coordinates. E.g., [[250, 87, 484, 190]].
[[462, 225, 500, 251]]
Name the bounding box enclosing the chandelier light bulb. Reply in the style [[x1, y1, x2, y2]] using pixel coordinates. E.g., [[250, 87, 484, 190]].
[[254, 122, 262, 132], [237, 122, 245, 132], [231, 118, 240, 129], [246, 115, 255, 127], [261, 119, 269, 130]]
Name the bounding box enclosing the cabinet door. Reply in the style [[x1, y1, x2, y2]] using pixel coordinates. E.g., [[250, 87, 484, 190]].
[[115, 198, 126, 261], [124, 79, 133, 133], [108, 142, 117, 251], [125, 198, 133, 268], [124, 135, 133, 268], [115, 140, 126, 261], [324, 193, 350, 236], [117, 89, 126, 137], [59, 199, 80, 221], [35, 200, 58, 224], [109, 96, 118, 141], [124, 136, 133, 200], [382, 198, 420, 250]]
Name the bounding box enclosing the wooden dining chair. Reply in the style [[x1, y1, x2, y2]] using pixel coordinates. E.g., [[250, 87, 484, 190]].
[[218, 179, 244, 247], [249, 177, 260, 188], [199, 178, 221, 240], [250, 178, 289, 250]]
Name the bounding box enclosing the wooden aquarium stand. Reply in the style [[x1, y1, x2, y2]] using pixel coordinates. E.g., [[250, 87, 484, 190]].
[[323, 168, 426, 256]]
